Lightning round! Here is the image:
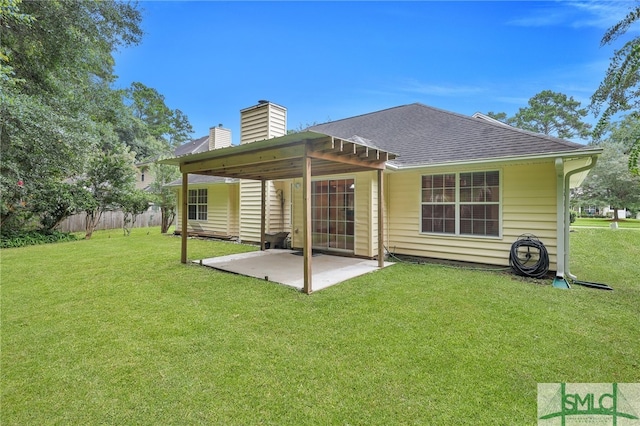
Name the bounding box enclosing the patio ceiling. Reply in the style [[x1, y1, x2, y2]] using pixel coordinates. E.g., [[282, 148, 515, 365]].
[[161, 131, 397, 181]]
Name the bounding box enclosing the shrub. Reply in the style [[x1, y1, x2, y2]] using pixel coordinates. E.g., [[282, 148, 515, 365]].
[[0, 230, 78, 249], [570, 211, 577, 223]]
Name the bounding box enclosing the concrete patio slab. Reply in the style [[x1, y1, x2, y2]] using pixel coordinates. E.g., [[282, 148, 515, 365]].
[[195, 249, 393, 292]]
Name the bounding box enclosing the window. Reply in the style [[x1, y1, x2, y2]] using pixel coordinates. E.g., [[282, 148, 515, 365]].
[[421, 171, 500, 237], [311, 179, 355, 251], [421, 174, 456, 234], [187, 189, 207, 221]]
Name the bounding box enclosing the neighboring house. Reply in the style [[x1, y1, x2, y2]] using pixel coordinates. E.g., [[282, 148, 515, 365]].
[[135, 159, 155, 191], [579, 205, 632, 219], [164, 100, 601, 281], [135, 125, 231, 190]]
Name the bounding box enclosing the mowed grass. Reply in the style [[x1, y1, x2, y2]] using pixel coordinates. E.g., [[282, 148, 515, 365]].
[[573, 217, 640, 228], [1, 227, 638, 425]]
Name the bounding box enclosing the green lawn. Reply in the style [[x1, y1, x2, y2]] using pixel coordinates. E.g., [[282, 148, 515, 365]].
[[2, 228, 638, 425], [573, 217, 640, 228]]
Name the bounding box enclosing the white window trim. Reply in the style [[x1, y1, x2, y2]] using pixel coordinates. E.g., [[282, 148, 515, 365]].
[[310, 176, 356, 253], [187, 188, 208, 222], [420, 170, 502, 239]]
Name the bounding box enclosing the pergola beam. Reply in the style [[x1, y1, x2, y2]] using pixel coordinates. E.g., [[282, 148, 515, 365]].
[[306, 149, 386, 170], [181, 144, 305, 174]]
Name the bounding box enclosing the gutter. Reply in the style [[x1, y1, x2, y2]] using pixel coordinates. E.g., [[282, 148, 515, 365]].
[[386, 148, 602, 171], [554, 155, 598, 287], [563, 155, 598, 281]]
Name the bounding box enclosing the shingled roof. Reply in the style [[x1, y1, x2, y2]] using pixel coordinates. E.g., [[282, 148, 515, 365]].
[[174, 135, 209, 157], [169, 135, 225, 186], [309, 103, 591, 167]]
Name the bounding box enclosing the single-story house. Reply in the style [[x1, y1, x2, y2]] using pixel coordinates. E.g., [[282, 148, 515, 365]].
[[163, 100, 601, 293]]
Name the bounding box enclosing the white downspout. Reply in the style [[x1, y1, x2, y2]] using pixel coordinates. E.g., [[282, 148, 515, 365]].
[[555, 159, 566, 279], [563, 155, 598, 280]]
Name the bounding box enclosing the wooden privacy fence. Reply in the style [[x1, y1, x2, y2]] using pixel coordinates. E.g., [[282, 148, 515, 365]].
[[56, 208, 163, 233]]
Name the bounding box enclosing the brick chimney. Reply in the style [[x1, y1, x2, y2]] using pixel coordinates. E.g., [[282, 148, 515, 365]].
[[209, 124, 232, 150], [239, 100, 287, 144]]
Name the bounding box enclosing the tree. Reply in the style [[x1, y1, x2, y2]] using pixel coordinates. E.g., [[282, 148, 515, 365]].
[[287, 121, 323, 134], [576, 140, 640, 221], [485, 111, 508, 122], [124, 82, 194, 159], [31, 181, 93, 231], [150, 163, 180, 234], [81, 143, 137, 239], [120, 189, 151, 236], [0, 87, 102, 230], [610, 114, 640, 177], [1, 1, 194, 238], [509, 90, 592, 139], [607, 114, 640, 153], [0, 0, 143, 233], [590, 4, 640, 174], [124, 82, 194, 233], [0, 0, 35, 84], [128, 82, 174, 142], [168, 109, 195, 148]]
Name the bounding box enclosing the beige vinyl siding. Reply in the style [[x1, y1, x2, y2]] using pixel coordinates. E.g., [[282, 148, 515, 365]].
[[386, 160, 558, 270], [267, 107, 286, 139], [239, 179, 289, 243], [239, 180, 262, 242], [354, 172, 379, 258], [240, 103, 287, 144], [209, 126, 232, 150], [291, 178, 303, 248], [135, 165, 155, 190], [502, 162, 558, 251], [283, 180, 293, 232], [228, 183, 239, 236], [271, 180, 292, 233], [266, 181, 282, 232], [241, 108, 270, 143], [176, 183, 239, 236], [237, 101, 288, 242]]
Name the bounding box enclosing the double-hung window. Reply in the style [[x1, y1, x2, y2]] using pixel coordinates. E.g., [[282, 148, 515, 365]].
[[421, 171, 500, 237], [187, 189, 208, 221]]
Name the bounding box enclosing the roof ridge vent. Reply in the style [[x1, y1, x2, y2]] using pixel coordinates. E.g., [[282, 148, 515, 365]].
[[472, 112, 512, 127], [346, 135, 372, 145]]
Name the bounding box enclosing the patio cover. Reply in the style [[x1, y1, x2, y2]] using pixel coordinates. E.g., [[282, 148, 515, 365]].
[[161, 131, 397, 294]]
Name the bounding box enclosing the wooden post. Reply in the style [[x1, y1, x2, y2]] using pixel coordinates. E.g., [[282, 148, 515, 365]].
[[181, 172, 188, 264], [377, 168, 384, 268], [260, 179, 266, 251], [302, 146, 312, 294]]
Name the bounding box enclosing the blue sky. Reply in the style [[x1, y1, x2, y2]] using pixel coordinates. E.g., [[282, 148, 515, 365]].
[[113, 1, 640, 144]]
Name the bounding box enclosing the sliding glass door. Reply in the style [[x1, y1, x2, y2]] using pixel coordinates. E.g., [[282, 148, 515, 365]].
[[311, 179, 355, 252]]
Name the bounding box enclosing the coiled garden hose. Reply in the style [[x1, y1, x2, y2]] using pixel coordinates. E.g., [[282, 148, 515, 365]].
[[509, 235, 550, 279]]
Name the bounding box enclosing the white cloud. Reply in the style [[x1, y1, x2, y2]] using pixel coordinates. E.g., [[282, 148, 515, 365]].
[[398, 80, 486, 96], [494, 95, 531, 106], [507, 9, 568, 27], [568, 1, 639, 30], [508, 1, 639, 31]]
